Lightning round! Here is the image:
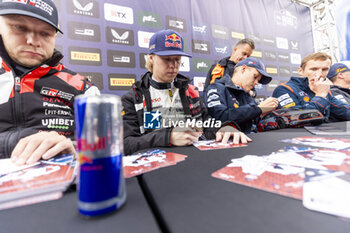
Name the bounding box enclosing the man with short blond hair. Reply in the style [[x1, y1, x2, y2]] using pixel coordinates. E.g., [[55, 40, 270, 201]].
[[272, 52, 350, 121]]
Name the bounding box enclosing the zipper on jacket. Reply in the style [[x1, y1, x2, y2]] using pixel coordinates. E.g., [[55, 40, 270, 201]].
[[14, 76, 22, 128]]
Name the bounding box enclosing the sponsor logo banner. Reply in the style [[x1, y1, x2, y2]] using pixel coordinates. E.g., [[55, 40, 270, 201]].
[[166, 16, 186, 32], [67, 21, 100, 42], [137, 10, 162, 28], [247, 32, 261, 44], [290, 53, 302, 65], [290, 40, 299, 50], [263, 36, 275, 46], [138, 31, 154, 48], [192, 23, 208, 34], [69, 47, 101, 66], [266, 66, 278, 74], [192, 40, 210, 54], [276, 36, 289, 49], [106, 27, 134, 46], [264, 51, 277, 61], [231, 31, 245, 39], [279, 67, 291, 77], [108, 74, 136, 91], [67, 0, 99, 18], [193, 58, 212, 73], [278, 52, 290, 62], [179, 57, 190, 72], [104, 3, 133, 24], [251, 50, 262, 58], [211, 24, 229, 40], [193, 76, 206, 92], [213, 43, 230, 56], [107, 50, 136, 68], [78, 72, 104, 90]]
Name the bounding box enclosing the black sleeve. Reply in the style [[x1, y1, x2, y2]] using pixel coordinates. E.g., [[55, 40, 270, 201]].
[[0, 128, 38, 159], [122, 90, 172, 155]]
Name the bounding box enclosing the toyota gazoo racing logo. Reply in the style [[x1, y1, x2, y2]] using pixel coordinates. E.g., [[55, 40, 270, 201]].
[[40, 87, 74, 100], [165, 33, 182, 49]]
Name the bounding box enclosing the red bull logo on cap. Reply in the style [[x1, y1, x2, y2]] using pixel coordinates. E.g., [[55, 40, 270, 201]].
[[165, 33, 182, 49], [336, 67, 347, 74]]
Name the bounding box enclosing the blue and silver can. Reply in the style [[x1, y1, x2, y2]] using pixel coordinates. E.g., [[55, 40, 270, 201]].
[[74, 94, 126, 217]]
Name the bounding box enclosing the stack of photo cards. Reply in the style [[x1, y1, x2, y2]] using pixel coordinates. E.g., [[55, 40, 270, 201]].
[[0, 154, 76, 210]]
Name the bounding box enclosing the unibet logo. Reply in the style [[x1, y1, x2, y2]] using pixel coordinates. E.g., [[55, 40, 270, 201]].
[[42, 118, 74, 129]]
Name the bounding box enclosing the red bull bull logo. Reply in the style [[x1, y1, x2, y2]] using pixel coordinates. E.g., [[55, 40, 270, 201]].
[[165, 33, 182, 49], [78, 153, 93, 164]]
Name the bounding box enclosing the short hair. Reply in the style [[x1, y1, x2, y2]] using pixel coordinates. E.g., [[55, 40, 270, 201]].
[[300, 52, 332, 70], [235, 38, 255, 50], [145, 54, 153, 73]]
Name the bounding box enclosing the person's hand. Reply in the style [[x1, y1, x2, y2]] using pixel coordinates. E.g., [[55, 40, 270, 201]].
[[11, 131, 76, 165], [170, 127, 202, 146], [258, 97, 279, 114], [309, 75, 331, 98], [216, 125, 252, 144]]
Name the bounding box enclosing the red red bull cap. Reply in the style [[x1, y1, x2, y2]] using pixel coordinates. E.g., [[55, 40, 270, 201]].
[[149, 29, 191, 57]]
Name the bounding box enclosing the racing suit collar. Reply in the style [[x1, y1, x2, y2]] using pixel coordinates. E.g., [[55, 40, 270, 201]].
[[149, 75, 173, 89]]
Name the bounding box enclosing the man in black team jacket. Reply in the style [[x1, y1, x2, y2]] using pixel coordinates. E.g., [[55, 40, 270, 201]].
[[122, 29, 251, 155], [0, 0, 99, 164]]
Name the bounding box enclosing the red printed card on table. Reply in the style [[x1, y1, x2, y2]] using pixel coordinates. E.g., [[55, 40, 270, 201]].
[[212, 155, 304, 199], [193, 140, 247, 151], [123, 149, 187, 178]]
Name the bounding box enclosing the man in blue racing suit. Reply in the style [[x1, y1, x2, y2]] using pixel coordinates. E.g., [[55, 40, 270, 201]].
[[272, 52, 350, 121]]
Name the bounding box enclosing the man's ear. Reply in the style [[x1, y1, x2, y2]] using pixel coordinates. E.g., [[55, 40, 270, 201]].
[[149, 54, 154, 64], [337, 73, 344, 80], [297, 67, 304, 77], [240, 65, 247, 73]]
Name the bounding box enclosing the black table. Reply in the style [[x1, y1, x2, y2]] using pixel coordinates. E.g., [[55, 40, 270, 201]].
[[140, 126, 350, 233], [0, 177, 161, 233]]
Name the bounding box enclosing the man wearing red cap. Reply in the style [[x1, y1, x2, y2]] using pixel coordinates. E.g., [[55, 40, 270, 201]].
[[0, 0, 99, 164], [122, 29, 251, 155]]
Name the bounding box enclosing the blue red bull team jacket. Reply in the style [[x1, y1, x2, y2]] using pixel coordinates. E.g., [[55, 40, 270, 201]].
[[204, 74, 262, 133], [272, 76, 350, 121]]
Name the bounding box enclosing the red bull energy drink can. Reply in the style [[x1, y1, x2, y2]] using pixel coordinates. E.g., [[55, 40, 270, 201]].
[[74, 94, 126, 217]]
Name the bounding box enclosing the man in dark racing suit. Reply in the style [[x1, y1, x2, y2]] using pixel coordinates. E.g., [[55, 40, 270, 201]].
[[0, 0, 99, 164], [122, 29, 251, 155]]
